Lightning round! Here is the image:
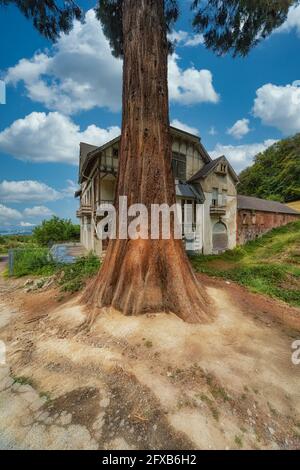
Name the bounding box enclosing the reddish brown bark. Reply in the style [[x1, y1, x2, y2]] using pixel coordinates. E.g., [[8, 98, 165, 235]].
[[83, 0, 211, 323]]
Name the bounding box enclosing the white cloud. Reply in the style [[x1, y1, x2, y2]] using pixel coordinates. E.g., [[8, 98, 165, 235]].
[[0, 202, 54, 226], [168, 53, 219, 105], [23, 206, 53, 217], [20, 221, 36, 227], [0, 204, 22, 224], [253, 81, 300, 135], [209, 126, 217, 136], [60, 180, 78, 197], [276, 5, 300, 36], [0, 112, 121, 165], [0, 180, 60, 203], [168, 30, 189, 44], [227, 118, 250, 139], [185, 34, 205, 47], [6, 10, 123, 114], [170, 119, 199, 136], [210, 139, 277, 173], [168, 30, 204, 47], [6, 10, 218, 113]]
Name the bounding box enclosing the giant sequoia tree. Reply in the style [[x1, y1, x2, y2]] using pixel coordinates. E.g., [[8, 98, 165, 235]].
[[3, 0, 299, 322]]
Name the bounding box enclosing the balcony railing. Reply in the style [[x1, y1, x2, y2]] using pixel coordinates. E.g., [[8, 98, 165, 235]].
[[210, 204, 226, 216], [76, 204, 92, 217]]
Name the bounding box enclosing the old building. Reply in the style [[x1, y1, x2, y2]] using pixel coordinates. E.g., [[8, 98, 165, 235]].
[[237, 195, 300, 245], [76, 126, 238, 255], [75, 126, 299, 256]]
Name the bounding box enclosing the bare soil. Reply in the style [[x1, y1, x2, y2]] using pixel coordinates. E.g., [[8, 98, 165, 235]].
[[0, 257, 299, 450]]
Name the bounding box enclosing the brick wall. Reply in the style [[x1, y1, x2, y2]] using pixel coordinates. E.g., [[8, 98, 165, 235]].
[[237, 210, 299, 245]]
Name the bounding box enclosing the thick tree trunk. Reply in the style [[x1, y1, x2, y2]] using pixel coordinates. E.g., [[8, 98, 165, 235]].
[[83, 0, 212, 323]]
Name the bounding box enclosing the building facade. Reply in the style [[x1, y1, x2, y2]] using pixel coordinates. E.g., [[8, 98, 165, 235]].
[[75, 126, 299, 256], [237, 195, 300, 245], [76, 127, 239, 255]]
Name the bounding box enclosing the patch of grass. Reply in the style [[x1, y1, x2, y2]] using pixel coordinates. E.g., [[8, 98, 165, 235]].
[[196, 393, 219, 421], [210, 385, 230, 402], [198, 393, 213, 406], [210, 406, 220, 422], [39, 391, 52, 402], [234, 435, 243, 448], [9, 246, 100, 294], [12, 375, 34, 387], [10, 247, 58, 277], [0, 234, 35, 255], [191, 221, 300, 307], [58, 253, 100, 293]]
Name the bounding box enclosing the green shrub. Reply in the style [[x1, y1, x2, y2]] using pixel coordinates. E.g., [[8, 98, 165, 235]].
[[0, 234, 36, 254], [191, 221, 300, 307], [11, 248, 58, 277], [58, 254, 100, 293], [32, 216, 80, 246]]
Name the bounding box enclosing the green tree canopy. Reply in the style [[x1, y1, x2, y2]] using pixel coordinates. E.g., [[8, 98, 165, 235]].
[[0, 0, 82, 39], [2, 1, 298, 55], [96, 0, 299, 58], [238, 134, 300, 203], [33, 216, 80, 246]]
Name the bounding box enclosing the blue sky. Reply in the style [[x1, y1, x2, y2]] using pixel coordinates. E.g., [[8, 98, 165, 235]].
[[0, 1, 300, 229]]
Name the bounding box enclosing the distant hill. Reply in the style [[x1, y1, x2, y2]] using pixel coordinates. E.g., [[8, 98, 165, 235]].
[[238, 134, 300, 203], [287, 200, 300, 212]]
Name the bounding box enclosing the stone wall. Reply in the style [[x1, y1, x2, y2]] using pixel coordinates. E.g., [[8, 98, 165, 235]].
[[237, 210, 299, 245]]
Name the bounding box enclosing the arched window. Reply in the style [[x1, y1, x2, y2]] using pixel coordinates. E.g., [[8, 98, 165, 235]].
[[212, 221, 228, 252]]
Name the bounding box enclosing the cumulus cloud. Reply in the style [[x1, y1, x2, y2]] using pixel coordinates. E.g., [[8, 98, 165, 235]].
[[185, 34, 205, 47], [20, 221, 36, 227], [227, 118, 250, 139], [0, 180, 61, 203], [6, 10, 123, 114], [276, 5, 300, 36], [168, 30, 204, 47], [168, 30, 189, 44], [6, 10, 218, 113], [0, 202, 54, 226], [170, 119, 199, 136], [168, 53, 219, 105], [210, 139, 277, 173], [0, 112, 120, 165], [253, 81, 300, 135], [0, 204, 22, 224], [23, 206, 54, 217]]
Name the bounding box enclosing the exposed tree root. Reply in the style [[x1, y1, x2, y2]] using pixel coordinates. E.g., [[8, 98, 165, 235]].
[[83, 238, 213, 324]]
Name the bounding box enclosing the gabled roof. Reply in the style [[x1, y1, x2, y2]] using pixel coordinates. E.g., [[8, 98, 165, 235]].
[[79, 126, 212, 182], [175, 181, 205, 203], [188, 155, 239, 183], [237, 195, 300, 215]]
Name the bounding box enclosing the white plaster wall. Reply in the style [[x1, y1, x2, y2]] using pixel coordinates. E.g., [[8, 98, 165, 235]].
[[222, 195, 237, 250], [203, 193, 213, 255], [202, 192, 237, 254]]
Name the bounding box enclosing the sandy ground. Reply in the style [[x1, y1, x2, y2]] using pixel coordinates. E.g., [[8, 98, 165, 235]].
[[0, 256, 300, 450]]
